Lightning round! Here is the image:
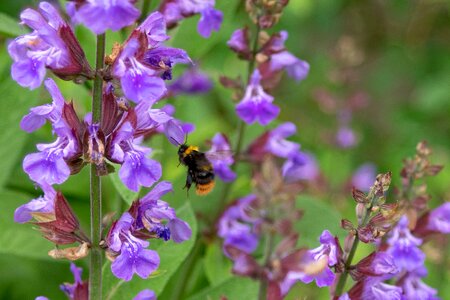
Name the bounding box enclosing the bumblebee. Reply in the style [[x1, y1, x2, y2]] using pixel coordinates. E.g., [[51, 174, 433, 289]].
[[178, 144, 215, 196]]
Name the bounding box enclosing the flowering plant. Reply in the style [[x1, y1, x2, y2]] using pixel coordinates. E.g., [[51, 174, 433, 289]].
[[1, 0, 449, 300]]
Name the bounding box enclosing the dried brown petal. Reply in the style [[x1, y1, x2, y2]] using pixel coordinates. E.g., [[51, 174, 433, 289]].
[[48, 242, 89, 261]]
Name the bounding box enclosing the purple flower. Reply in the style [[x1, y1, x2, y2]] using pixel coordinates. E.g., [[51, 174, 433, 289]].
[[134, 289, 157, 300], [35, 297, 49, 300], [60, 263, 88, 299], [8, 2, 89, 89], [207, 133, 236, 182], [14, 183, 55, 223], [336, 126, 357, 148], [197, 7, 223, 38], [169, 66, 213, 95], [263, 31, 309, 81], [362, 279, 403, 300], [265, 123, 300, 158], [352, 163, 376, 192], [67, 0, 140, 34], [20, 78, 64, 132], [218, 195, 260, 256], [113, 39, 167, 104], [355, 252, 399, 280], [109, 121, 162, 192], [282, 152, 319, 182], [160, 0, 223, 38], [112, 12, 190, 104], [22, 81, 79, 186], [399, 267, 439, 300], [227, 28, 250, 56], [387, 216, 425, 272], [299, 230, 339, 287], [138, 181, 192, 243], [108, 213, 160, 281], [427, 202, 450, 234], [236, 70, 279, 125]]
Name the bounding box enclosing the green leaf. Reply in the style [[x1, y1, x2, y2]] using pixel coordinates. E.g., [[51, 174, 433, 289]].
[[0, 189, 53, 260], [203, 242, 233, 286], [109, 170, 139, 205], [0, 12, 26, 36], [0, 76, 39, 188], [295, 196, 346, 248], [186, 277, 258, 300], [103, 202, 198, 299]]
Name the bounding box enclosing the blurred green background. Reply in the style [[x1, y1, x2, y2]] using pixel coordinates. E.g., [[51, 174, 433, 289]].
[[0, 0, 449, 299]]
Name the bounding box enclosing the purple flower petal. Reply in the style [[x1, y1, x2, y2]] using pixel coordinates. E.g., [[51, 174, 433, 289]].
[[134, 289, 156, 300], [119, 150, 162, 192], [23, 151, 70, 185], [14, 184, 55, 223], [198, 8, 223, 38], [68, 0, 140, 34], [168, 218, 192, 243], [428, 202, 450, 233], [111, 242, 160, 281]]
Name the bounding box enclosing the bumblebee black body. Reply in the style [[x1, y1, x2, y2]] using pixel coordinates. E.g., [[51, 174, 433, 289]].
[[178, 144, 215, 195]]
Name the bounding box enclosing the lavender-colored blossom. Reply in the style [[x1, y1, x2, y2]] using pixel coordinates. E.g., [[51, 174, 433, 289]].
[[236, 70, 279, 125], [67, 0, 140, 34], [160, 0, 223, 38], [113, 39, 167, 104], [134, 289, 157, 300], [197, 7, 223, 38], [35, 297, 48, 300], [336, 126, 357, 148], [227, 28, 249, 54], [399, 267, 439, 300], [299, 230, 339, 287], [218, 195, 260, 255], [265, 123, 300, 158], [23, 132, 78, 185], [60, 263, 84, 299], [352, 163, 376, 192], [169, 66, 213, 95], [207, 133, 236, 182], [138, 181, 192, 243], [109, 121, 162, 192], [8, 2, 88, 89], [112, 12, 190, 104], [282, 152, 319, 182], [108, 213, 160, 281], [265, 31, 309, 81], [387, 216, 425, 272], [20, 78, 64, 132], [22, 82, 79, 185], [362, 278, 403, 300], [14, 184, 55, 223], [427, 202, 450, 234]]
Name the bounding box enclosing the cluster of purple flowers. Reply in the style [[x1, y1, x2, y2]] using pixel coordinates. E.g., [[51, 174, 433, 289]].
[[106, 181, 191, 280], [227, 29, 309, 126], [8, 0, 222, 298], [36, 262, 156, 300]]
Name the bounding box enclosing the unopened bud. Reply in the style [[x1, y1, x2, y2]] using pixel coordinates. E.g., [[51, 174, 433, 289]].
[[356, 203, 365, 224]]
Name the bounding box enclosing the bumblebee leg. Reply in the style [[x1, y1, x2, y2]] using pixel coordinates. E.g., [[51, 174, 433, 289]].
[[184, 171, 193, 196]]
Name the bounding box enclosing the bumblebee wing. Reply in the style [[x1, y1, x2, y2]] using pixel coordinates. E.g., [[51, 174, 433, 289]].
[[204, 150, 234, 162]]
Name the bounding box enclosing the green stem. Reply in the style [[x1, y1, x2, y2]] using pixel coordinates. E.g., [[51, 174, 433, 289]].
[[89, 33, 105, 300], [139, 0, 152, 23], [258, 231, 275, 300], [334, 193, 377, 297], [216, 22, 261, 211]]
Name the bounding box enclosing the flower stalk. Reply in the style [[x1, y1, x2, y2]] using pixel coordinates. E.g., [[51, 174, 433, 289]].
[[89, 33, 106, 300], [217, 21, 261, 210], [334, 181, 384, 296]]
